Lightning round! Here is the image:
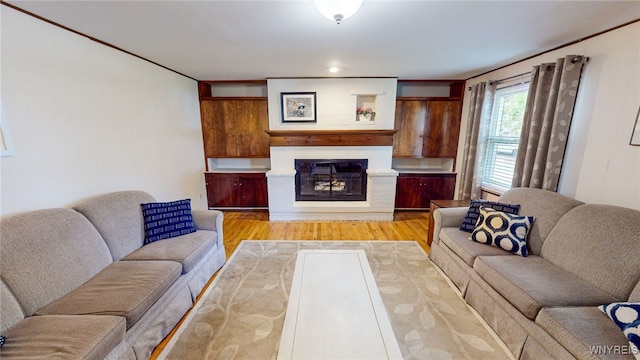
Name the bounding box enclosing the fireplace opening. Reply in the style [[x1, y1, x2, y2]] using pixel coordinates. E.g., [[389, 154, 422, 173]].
[[295, 159, 368, 201]]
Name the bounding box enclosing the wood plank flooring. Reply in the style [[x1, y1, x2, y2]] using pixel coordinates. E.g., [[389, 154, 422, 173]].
[[222, 210, 431, 255], [150, 210, 430, 359]]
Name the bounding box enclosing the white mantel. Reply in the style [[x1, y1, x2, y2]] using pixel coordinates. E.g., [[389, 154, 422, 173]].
[[265, 78, 398, 221]]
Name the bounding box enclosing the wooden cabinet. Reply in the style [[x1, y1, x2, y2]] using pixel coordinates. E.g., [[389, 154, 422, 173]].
[[393, 100, 462, 159], [395, 173, 456, 209], [423, 101, 462, 158], [205, 172, 268, 208], [200, 98, 270, 158], [393, 100, 427, 157]]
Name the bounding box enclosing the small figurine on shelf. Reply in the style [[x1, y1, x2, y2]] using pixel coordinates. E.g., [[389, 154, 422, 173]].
[[356, 107, 376, 121]]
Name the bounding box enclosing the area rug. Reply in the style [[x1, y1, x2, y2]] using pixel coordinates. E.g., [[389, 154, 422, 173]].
[[159, 241, 512, 360]]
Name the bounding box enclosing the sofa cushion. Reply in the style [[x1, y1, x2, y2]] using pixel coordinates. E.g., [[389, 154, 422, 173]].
[[124, 230, 216, 273], [630, 282, 640, 302], [0, 208, 113, 317], [470, 207, 534, 257], [73, 191, 156, 260], [541, 204, 640, 301], [600, 302, 640, 356], [474, 255, 619, 320], [36, 260, 181, 329], [440, 228, 509, 267], [459, 199, 521, 232], [498, 187, 584, 255], [1, 279, 24, 334], [141, 199, 196, 244], [1, 315, 125, 359], [536, 307, 634, 360]]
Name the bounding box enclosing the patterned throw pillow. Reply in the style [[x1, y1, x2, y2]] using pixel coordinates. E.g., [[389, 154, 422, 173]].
[[0, 335, 5, 348], [141, 199, 196, 244], [459, 200, 521, 233], [470, 206, 534, 256], [599, 302, 640, 359]]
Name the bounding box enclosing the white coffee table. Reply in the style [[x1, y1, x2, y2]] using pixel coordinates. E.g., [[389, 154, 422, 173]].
[[278, 249, 402, 360]]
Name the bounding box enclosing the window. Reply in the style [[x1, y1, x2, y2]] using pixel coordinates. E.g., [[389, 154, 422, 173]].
[[482, 83, 529, 191]]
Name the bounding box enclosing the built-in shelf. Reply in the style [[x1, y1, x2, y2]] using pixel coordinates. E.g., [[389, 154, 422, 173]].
[[396, 80, 465, 101], [266, 130, 397, 147], [355, 94, 377, 123], [198, 80, 267, 99]]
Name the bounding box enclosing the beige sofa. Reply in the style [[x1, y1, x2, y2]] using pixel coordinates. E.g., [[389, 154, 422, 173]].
[[429, 188, 640, 359], [0, 191, 226, 359]]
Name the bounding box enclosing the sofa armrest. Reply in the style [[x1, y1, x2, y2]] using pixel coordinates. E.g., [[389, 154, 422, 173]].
[[192, 210, 224, 247], [432, 207, 469, 246]]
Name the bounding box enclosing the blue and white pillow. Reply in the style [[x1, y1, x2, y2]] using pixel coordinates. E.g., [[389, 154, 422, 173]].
[[470, 206, 534, 256], [0, 335, 5, 348], [460, 200, 521, 233], [599, 302, 640, 359], [141, 199, 196, 244]]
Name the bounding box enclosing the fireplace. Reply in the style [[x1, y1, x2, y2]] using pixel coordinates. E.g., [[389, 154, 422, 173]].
[[295, 159, 368, 201]]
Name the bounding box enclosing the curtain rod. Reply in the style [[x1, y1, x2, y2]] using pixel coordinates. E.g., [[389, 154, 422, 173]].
[[467, 71, 532, 91], [490, 71, 531, 86], [467, 55, 589, 91]]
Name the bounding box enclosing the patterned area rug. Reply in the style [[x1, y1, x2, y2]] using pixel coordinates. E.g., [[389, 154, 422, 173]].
[[159, 241, 512, 360]]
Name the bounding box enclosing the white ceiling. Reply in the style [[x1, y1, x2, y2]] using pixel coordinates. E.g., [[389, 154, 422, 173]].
[[6, 0, 640, 81]]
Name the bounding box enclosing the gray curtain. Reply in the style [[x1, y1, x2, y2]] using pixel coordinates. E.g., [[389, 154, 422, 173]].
[[458, 81, 494, 200], [512, 55, 588, 191]]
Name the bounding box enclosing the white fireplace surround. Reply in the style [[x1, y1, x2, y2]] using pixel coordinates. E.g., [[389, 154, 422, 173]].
[[266, 146, 398, 221], [265, 78, 399, 221]]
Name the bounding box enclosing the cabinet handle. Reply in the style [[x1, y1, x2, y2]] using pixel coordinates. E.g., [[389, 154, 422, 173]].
[[239, 183, 243, 186], [234, 182, 238, 186]]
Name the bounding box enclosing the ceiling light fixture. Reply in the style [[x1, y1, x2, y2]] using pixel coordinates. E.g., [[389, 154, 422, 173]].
[[314, 0, 363, 25], [329, 66, 340, 73]]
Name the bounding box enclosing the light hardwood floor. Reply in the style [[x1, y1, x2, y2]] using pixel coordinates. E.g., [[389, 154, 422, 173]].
[[222, 210, 431, 254], [150, 210, 431, 358]]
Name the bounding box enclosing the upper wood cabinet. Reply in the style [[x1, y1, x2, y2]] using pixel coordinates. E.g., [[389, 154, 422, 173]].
[[200, 98, 270, 158], [393, 100, 426, 157], [393, 80, 465, 159], [423, 100, 462, 158]]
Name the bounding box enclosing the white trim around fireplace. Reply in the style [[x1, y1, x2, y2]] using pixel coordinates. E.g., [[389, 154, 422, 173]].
[[266, 146, 398, 221]]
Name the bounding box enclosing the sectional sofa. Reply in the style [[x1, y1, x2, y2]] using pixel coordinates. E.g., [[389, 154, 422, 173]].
[[0, 191, 226, 359], [429, 187, 640, 360]]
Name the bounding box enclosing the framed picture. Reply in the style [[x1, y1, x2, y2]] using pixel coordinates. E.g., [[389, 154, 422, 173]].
[[631, 106, 640, 146], [281, 92, 317, 123]]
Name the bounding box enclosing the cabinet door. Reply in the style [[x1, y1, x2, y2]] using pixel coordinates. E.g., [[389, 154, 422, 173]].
[[393, 100, 427, 157], [205, 173, 236, 207], [234, 99, 270, 158], [395, 174, 457, 209], [418, 174, 456, 206], [201, 100, 238, 157], [395, 176, 424, 208], [235, 173, 268, 207], [423, 101, 462, 158]]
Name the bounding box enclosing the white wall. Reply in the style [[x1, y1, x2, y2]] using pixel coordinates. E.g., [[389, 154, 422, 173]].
[[0, 7, 207, 215], [267, 78, 397, 130], [457, 22, 640, 210]]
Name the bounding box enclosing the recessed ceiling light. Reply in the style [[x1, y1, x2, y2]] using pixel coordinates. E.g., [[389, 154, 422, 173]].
[[329, 66, 340, 73]]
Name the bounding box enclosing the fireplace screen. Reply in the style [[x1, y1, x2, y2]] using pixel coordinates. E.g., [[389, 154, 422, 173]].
[[295, 159, 368, 201]]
